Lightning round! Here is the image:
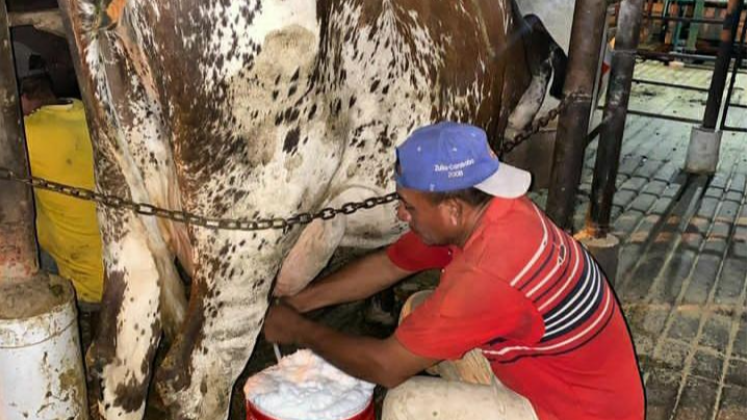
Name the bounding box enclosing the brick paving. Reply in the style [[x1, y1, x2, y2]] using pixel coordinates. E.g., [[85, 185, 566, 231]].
[[564, 61, 747, 420]]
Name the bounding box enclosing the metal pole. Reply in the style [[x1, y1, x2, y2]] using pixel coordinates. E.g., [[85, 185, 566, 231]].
[[645, 14, 725, 25], [719, 9, 747, 129], [637, 49, 718, 62], [662, 0, 675, 46], [547, 0, 608, 230], [588, 0, 647, 236], [723, 125, 747, 132], [644, 0, 656, 43], [632, 78, 709, 93], [625, 109, 702, 124], [686, 0, 707, 52], [673, 2, 685, 52], [703, 0, 743, 130], [0, 0, 39, 281]]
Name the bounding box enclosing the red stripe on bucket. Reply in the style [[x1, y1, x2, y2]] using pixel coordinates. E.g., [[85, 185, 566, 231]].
[[246, 398, 375, 420]]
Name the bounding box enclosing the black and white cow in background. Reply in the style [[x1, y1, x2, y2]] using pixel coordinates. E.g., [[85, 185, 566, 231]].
[[58, 0, 567, 418]]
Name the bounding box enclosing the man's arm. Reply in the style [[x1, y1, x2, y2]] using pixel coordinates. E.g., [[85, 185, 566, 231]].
[[284, 249, 413, 313], [263, 303, 437, 388]]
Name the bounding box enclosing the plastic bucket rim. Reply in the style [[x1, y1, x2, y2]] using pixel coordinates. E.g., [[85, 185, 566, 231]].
[[0, 275, 75, 322], [0, 281, 78, 349], [246, 395, 374, 420]]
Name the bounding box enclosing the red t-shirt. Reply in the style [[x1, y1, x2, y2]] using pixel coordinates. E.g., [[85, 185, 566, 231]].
[[389, 196, 645, 420]]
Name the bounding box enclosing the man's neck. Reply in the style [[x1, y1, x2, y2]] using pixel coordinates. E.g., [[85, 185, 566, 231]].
[[26, 97, 63, 115], [453, 199, 492, 249]]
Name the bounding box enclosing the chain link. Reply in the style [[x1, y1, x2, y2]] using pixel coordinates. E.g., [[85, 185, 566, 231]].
[[0, 165, 399, 231], [498, 91, 581, 157], [0, 92, 577, 231]]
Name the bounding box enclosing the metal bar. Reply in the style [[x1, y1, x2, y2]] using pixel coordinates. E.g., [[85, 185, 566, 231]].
[[643, 0, 657, 44], [627, 109, 703, 124], [0, 0, 39, 280], [645, 15, 725, 24], [728, 102, 747, 108], [661, 0, 676, 46], [547, 0, 609, 230], [632, 78, 709, 92], [673, 2, 686, 51], [589, 0, 647, 237], [684, 60, 747, 74], [686, 0, 707, 51], [586, 118, 610, 147], [637, 48, 718, 61], [703, 0, 743, 129], [722, 125, 747, 132], [720, 6, 747, 129]]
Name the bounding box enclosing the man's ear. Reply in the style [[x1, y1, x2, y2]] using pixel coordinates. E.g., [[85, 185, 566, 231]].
[[444, 198, 463, 220]]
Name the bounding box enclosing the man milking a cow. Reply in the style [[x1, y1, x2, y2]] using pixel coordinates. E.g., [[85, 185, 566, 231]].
[[264, 122, 645, 420]]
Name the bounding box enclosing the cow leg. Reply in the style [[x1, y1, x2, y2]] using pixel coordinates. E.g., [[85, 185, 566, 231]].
[[88, 211, 164, 420], [153, 231, 281, 420]]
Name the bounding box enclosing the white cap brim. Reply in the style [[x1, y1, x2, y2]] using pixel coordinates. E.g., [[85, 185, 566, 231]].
[[474, 162, 532, 198]]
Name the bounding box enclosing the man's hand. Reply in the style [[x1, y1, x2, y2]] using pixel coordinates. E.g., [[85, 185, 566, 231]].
[[262, 300, 438, 388], [269, 250, 412, 313], [263, 301, 306, 345]]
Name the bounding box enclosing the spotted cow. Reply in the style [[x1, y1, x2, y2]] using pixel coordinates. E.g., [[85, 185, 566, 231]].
[[58, 0, 566, 418]]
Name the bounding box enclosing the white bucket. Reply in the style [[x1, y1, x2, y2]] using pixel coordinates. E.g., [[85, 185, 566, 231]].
[[244, 350, 374, 420], [0, 274, 89, 420]]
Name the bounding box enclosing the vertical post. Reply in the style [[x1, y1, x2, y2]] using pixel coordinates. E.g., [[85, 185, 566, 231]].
[[546, 0, 608, 230], [664, 1, 678, 47], [686, 0, 742, 175], [686, 0, 707, 52], [588, 0, 646, 237], [720, 8, 747, 130], [673, 2, 685, 52], [0, 0, 39, 281], [703, 0, 742, 129], [643, 0, 656, 44]]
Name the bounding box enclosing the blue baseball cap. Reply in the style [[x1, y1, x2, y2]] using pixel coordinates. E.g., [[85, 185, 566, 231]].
[[395, 122, 531, 198]]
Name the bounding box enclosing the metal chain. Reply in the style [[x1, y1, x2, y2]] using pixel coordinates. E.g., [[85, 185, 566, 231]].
[[0, 92, 577, 231], [498, 91, 582, 157], [0, 166, 399, 231]]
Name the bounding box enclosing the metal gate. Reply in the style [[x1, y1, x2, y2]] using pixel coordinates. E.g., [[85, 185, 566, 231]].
[[627, 0, 747, 132]]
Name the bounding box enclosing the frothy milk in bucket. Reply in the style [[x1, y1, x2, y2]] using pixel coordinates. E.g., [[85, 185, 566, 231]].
[[244, 350, 375, 420]]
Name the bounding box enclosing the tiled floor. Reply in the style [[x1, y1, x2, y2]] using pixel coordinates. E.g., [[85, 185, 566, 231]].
[[567, 60, 747, 420]]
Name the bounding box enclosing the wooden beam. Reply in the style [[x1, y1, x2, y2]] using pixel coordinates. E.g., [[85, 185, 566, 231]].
[[8, 9, 65, 37]]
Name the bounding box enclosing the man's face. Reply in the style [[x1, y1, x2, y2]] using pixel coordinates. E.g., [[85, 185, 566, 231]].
[[396, 186, 454, 246], [21, 95, 34, 117]]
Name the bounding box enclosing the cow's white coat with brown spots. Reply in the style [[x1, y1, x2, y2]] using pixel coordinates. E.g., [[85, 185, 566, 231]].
[[57, 0, 566, 418]]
